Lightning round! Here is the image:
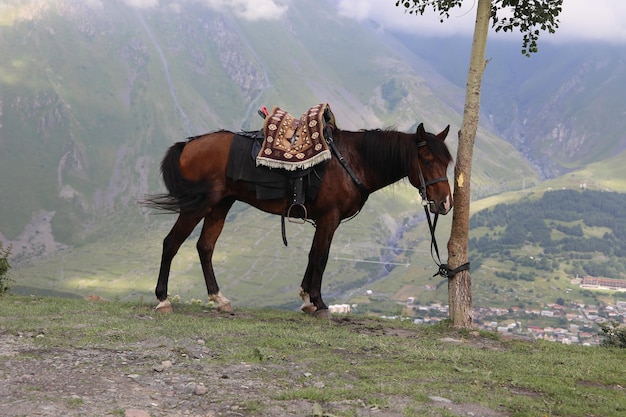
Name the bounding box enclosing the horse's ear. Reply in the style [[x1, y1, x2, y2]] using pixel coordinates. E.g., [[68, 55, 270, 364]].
[[437, 125, 450, 141], [416, 123, 426, 138]]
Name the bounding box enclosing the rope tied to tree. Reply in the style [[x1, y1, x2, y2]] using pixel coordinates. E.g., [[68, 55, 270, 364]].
[[422, 205, 470, 280], [434, 261, 470, 279]]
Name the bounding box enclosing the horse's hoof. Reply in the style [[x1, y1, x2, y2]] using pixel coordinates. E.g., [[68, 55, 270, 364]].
[[301, 303, 317, 314], [299, 289, 317, 314], [216, 301, 233, 314], [155, 300, 173, 313], [313, 309, 332, 319], [209, 292, 233, 314]]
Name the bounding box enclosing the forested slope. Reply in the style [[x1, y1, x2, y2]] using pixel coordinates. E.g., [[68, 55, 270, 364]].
[[470, 189, 626, 286]]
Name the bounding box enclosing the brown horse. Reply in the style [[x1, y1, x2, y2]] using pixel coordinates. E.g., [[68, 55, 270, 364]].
[[143, 122, 453, 317]]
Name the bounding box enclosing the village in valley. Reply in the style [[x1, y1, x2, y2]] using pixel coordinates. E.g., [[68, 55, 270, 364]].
[[405, 298, 624, 346], [330, 277, 626, 346]]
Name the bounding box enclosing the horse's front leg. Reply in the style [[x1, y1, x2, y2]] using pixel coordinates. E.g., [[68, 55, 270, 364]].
[[300, 214, 340, 318], [155, 213, 203, 312], [197, 198, 235, 313]]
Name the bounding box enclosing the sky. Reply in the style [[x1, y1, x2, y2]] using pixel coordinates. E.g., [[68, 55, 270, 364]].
[[335, 0, 626, 44], [107, 0, 626, 44], [116, 0, 626, 43]]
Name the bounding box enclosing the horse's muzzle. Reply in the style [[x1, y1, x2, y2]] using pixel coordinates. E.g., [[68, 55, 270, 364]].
[[430, 195, 452, 215]]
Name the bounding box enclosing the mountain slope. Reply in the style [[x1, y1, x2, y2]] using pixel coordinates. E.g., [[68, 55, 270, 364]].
[[394, 35, 626, 178], [0, 0, 537, 258]]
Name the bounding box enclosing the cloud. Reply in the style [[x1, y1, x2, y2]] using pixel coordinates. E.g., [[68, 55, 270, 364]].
[[219, 0, 287, 21], [83, 0, 103, 8], [337, 0, 477, 37], [123, 0, 160, 8], [556, 1, 626, 44], [120, 0, 287, 20], [336, 0, 626, 43], [336, 0, 373, 21]]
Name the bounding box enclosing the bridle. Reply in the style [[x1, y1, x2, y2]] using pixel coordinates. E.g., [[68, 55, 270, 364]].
[[415, 141, 470, 279], [415, 140, 448, 204]]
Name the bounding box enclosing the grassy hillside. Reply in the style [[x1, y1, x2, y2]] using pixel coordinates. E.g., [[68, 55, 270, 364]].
[[1, 296, 625, 417]]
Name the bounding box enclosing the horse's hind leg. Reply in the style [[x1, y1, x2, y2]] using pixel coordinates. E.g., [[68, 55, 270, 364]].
[[197, 198, 235, 313], [155, 212, 203, 312]]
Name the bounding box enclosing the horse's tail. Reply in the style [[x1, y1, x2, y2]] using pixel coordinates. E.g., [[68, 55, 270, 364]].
[[140, 140, 211, 214]]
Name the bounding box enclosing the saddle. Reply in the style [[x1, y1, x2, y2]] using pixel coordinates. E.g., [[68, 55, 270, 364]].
[[256, 103, 334, 171], [226, 104, 336, 245]]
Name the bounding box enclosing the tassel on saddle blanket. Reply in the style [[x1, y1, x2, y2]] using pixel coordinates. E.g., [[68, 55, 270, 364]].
[[256, 103, 333, 171]]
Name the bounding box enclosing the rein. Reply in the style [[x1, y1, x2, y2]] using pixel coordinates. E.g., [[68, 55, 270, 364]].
[[323, 112, 369, 205], [415, 147, 470, 279], [421, 205, 470, 279]]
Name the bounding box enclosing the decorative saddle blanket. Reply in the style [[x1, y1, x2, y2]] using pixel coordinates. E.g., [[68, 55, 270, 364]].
[[256, 103, 333, 171]]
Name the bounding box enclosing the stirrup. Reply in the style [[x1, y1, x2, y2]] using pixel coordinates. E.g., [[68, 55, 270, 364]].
[[286, 203, 307, 224]]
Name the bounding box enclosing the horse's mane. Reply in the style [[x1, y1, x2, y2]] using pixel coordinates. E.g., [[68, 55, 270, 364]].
[[360, 128, 452, 182]]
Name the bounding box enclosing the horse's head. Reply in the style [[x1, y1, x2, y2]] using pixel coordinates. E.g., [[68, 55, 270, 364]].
[[409, 123, 453, 215]]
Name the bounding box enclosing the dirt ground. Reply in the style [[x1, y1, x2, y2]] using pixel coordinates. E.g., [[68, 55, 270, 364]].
[[0, 322, 509, 417]]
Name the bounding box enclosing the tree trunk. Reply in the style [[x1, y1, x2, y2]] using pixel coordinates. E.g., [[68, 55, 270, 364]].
[[447, 0, 491, 328]]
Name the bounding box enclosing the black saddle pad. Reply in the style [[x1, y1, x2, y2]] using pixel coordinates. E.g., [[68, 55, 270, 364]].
[[226, 132, 327, 201]]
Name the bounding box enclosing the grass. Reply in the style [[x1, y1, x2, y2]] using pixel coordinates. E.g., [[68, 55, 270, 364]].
[[1, 295, 624, 416]]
